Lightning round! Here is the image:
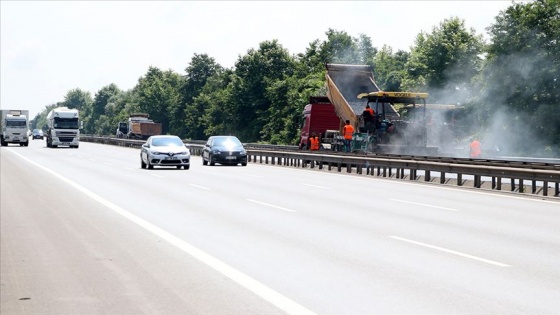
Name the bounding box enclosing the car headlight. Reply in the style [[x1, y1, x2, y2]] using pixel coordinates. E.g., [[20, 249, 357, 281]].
[[240, 149, 247, 155], [150, 150, 162, 155], [211, 149, 221, 154]]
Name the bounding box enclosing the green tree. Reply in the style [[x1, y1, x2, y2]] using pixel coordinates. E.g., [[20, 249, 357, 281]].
[[403, 17, 484, 103], [63, 88, 93, 111], [476, 0, 560, 155], [179, 54, 223, 139], [319, 29, 360, 64], [373, 45, 410, 91], [86, 83, 122, 134], [230, 40, 296, 141], [134, 67, 182, 134]]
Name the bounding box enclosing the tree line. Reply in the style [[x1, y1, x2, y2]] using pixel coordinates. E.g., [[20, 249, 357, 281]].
[[32, 0, 559, 157]]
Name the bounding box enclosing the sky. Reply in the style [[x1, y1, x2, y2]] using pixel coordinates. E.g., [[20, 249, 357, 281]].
[[1, 1, 523, 120]]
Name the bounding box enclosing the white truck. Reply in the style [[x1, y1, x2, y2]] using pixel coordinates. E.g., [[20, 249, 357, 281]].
[[46, 107, 81, 148], [1, 109, 30, 147]]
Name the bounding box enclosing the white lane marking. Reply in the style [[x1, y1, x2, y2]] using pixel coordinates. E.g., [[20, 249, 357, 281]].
[[7, 148, 316, 315], [189, 183, 210, 190], [389, 236, 511, 267], [150, 174, 164, 178], [390, 199, 459, 212], [246, 199, 296, 213], [301, 183, 331, 190], [244, 173, 263, 178]]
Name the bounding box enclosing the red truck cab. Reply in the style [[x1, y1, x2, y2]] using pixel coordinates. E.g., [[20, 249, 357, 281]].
[[299, 96, 341, 150]]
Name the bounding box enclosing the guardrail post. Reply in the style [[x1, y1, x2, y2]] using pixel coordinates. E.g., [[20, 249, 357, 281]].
[[532, 180, 537, 194], [496, 177, 502, 191], [511, 178, 515, 192], [425, 170, 431, 182], [542, 181, 548, 196], [474, 175, 481, 188], [519, 179, 524, 193], [555, 182, 559, 197], [440, 172, 446, 184], [457, 173, 463, 186]]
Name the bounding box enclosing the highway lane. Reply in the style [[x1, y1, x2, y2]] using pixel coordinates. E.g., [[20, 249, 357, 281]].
[[1, 139, 559, 314]]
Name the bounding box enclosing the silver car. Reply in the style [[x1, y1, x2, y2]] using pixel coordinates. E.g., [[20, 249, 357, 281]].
[[140, 135, 190, 170]]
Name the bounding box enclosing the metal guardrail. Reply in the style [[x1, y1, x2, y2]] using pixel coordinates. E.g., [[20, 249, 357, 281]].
[[81, 135, 560, 198]]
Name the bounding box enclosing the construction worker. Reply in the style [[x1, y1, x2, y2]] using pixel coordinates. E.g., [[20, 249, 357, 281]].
[[362, 105, 375, 134], [470, 138, 482, 158], [342, 120, 354, 152], [309, 132, 320, 150]]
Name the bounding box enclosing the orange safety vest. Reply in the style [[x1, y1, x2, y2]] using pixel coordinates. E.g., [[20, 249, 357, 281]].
[[343, 124, 354, 140], [366, 108, 374, 116], [470, 140, 482, 158], [309, 136, 320, 150]]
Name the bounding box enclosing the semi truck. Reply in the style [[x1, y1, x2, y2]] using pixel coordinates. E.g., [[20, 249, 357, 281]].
[[117, 113, 162, 140], [46, 107, 81, 148], [1, 109, 30, 146]]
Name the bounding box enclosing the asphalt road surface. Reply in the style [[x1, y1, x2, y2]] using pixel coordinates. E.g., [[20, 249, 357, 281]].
[[2, 139, 559, 314]]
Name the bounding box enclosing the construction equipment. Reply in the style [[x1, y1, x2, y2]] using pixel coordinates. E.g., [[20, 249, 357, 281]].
[[357, 91, 438, 155]]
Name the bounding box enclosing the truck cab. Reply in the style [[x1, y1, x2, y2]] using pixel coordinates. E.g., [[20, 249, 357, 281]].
[[299, 96, 341, 150], [1, 110, 30, 147]]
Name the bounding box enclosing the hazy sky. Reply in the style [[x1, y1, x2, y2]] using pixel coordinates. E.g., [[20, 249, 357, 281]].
[[1, 1, 521, 119]]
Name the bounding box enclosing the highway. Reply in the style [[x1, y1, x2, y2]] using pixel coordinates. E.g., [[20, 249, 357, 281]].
[[2, 139, 559, 315]]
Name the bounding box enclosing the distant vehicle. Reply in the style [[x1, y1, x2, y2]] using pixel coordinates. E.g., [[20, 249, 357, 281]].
[[118, 113, 162, 140], [140, 135, 190, 170], [1, 109, 30, 147], [32, 129, 44, 140], [202, 135, 248, 166]]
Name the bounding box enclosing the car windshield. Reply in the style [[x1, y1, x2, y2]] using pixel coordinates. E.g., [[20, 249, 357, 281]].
[[151, 137, 184, 147], [213, 137, 242, 148]]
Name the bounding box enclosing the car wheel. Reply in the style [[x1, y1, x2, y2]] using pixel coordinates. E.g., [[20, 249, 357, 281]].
[[242, 162, 247, 166], [209, 154, 215, 166], [202, 155, 208, 165], [147, 158, 154, 169], [184, 165, 190, 170], [176, 166, 182, 169], [141, 157, 146, 169]]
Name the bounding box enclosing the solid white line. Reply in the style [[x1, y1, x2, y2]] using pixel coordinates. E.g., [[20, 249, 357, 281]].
[[6, 148, 316, 315], [189, 183, 210, 190], [389, 236, 511, 267], [390, 199, 460, 212], [246, 199, 296, 213], [301, 183, 331, 190]]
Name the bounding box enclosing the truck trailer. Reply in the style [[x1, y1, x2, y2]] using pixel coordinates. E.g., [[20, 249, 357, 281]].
[[46, 107, 81, 148], [118, 113, 162, 140], [1, 109, 30, 146]]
